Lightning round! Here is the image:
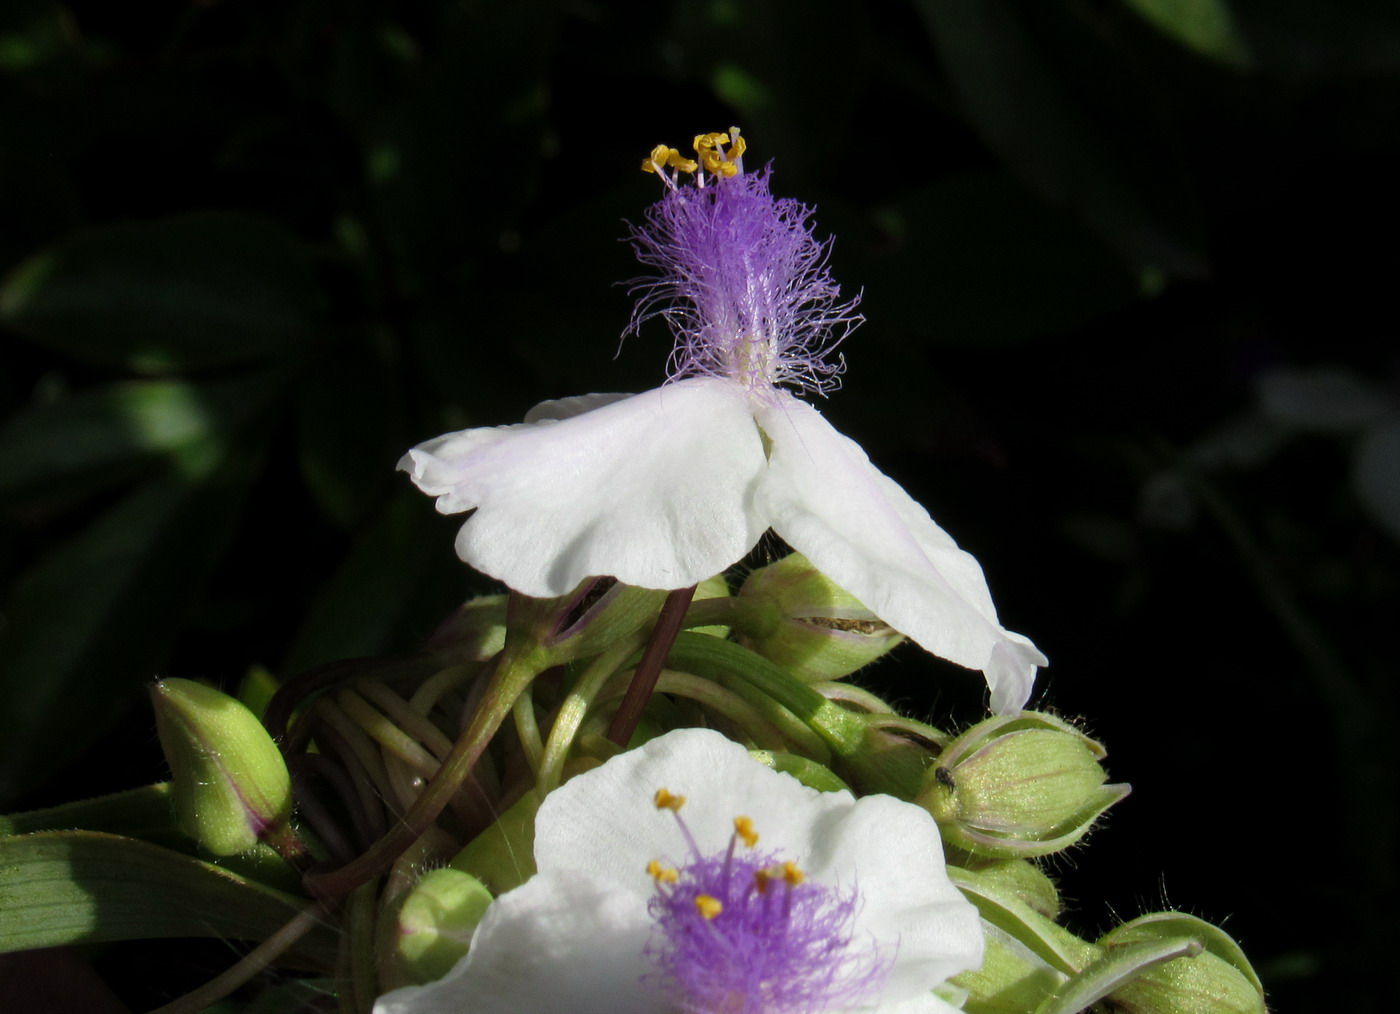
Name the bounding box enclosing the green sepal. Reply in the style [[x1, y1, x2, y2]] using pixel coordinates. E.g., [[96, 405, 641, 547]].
[[1096, 913, 1268, 1013], [1100, 911, 1264, 993], [948, 865, 1098, 975], [0, 831, 332, 967], [508, 582, 667, 665], [956, 922, 1071, 1014], [962, 859, 1062, 919], [449, 789, 540, 895], [1032, 936, 1205, 1014]]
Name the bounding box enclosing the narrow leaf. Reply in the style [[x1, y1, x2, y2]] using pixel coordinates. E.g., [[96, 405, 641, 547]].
[[0, 831, 334, 967]]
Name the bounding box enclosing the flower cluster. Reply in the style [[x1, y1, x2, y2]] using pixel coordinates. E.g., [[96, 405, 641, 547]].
[[4, 129, 1270, 1014]]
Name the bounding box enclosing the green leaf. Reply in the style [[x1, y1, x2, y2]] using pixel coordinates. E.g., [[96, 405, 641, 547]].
[[0, 830, 334, 966], [0, 373, 281, 510], [0, 213, 322, 373], [1120, 0, 1253, 67], [0, 437, 263, 805], [917, 0, 1206, 276], [0, 783, 178, 843]]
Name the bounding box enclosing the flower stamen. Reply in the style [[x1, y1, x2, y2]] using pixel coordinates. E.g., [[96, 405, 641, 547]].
[[627, 129, 861, 401], [643, 791, 892, 1014]]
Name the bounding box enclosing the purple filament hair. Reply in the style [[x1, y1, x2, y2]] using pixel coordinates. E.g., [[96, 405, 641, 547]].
[[644, 820, 892, 1013], [627, 167, 862, 399]]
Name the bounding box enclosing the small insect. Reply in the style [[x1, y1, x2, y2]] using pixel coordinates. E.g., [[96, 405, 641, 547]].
[[934, 766, 957, 791]]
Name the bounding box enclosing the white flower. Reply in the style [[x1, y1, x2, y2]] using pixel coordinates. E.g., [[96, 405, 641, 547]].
[[400, 139, 1046, 712], [373, 728, 984, 1014]]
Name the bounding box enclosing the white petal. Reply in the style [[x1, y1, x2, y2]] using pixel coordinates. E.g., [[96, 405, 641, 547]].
[[754, 395, 1047, 713], [868, 994, 970, 1014], [373, 870, 662, 1014], [534, 728, 851, 899], [399, 377, 767, 597], [799, 794, 983, 1001], [523, 392, 634, 423], [534, 729, 982, 1007]]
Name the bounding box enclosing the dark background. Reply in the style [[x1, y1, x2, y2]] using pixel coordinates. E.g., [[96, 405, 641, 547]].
[[2, 0, 1396, 1010]]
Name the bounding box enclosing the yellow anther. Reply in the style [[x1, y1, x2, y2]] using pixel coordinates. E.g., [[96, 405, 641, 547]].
[[694, 132, 728, 153], [754, 868, 773, 894], [667, 152, 698, 173], [695, 894, 724, 920], [727, 134, 747, 161], [654, 787, 686, 811], [781, 860, 805, 886], [647, 859, 679, 884], [734, 816, 759, 848], [714, 159, 739, 178]]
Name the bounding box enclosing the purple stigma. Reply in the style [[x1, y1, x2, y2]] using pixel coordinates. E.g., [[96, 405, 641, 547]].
[[627, 166, 862, 400], [644, 813, 892, 1014]]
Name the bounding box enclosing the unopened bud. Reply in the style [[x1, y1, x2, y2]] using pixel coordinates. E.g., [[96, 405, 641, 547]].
[[736, 553, 903, 680], [1099, 913, 1268, 1014], [390, 868, 494, 986], [151, 677, 293, 856], [918, 712, 1129, 858]]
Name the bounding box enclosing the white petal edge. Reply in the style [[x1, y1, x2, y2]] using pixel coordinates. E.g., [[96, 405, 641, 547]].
[[373, 870, 661, 1014], [754, 395, 1047, 713], [398, 377, 768, 597], [798, 793, 984, 1001]]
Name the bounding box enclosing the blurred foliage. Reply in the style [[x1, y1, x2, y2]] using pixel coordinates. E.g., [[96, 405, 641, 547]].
[[0, 0, 1396, 1009]]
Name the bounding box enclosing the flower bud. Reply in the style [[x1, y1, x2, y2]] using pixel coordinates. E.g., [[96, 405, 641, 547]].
[[735, 553, 903, 680], [1098, 913, 1268, 1014], [390, 868, 494, 987], [151, 677, 294, 856], [917, 712, 1129, 858]]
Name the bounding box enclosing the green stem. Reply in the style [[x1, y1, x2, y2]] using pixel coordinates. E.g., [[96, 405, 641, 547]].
[[342, 880, 380, 1014], [649, 670, 788, 749], [513, 685, 545, 777], [538, 635, 643, 794], [304, 648, 547, 899]]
